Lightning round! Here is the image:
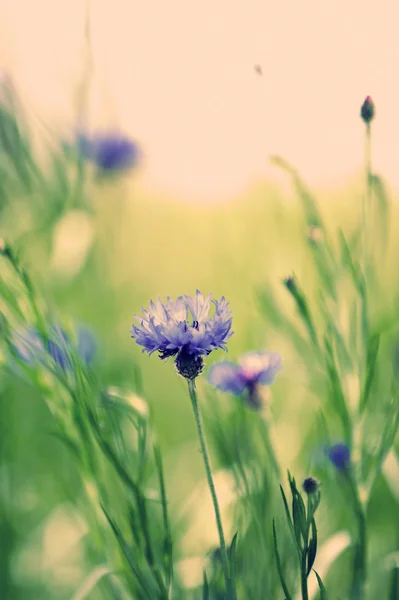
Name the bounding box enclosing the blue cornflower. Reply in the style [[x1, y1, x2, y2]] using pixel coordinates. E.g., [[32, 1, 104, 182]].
[[12, 325, 96, 372], [131, 290, 233, 380], [208, 350, 281, 409], [77, 131, 139, 173], [327, 443, 351, 471]]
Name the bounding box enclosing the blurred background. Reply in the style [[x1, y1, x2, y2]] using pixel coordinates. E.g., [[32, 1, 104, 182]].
[[1, 1, 399, 598]]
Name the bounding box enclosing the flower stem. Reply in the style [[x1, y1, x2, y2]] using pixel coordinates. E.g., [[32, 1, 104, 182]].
[[348, 475, 367, 600], [187, 379, 232, 598], [259, 416, 281, 478], [351, 504, 367, 599], [300, 551, 309, 600], [363, 122, 373, 272], [299, 495, 311, 600]]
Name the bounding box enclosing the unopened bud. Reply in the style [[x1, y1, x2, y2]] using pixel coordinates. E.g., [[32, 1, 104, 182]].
[[283, 274, 297, 293], [302, 476, 320, 495], [360, 96, 375, 124]]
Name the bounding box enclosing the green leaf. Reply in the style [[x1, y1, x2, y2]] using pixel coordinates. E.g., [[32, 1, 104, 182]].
[[376, 389, 399, 469], [270, 155, 324, 230], [153, 443, 173, 587], [71, 565, 112, 600], [47, 430, 82, 462], [229, 531, 239, 595], [272, 520, 293, 600], [101, 505, 155, 600], [279, 485, 297, 551], [319, 300, 352, 369], [307, 518, 318, 575], [283, 278, 319, 351], [389, 566, 399, 600], [370, 173, 390, 254], [288, 474, 307, 546], [256, 287, 309, 355], [359, 333, 380, 413], [323, 335, 352, 443], [314, 570, 328, 599], [202, 571, 210, 600]]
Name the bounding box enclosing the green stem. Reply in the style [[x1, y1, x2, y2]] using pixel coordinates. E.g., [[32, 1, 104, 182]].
[[259, 417, 280, 478], [154, 444, 173, 589], [348, 475, 367, 600], [300, 550, 309, 600], [351, 505, 367, 600], [187, 380, 232, 598], [299, 494, 312, 600], [363, 122, 372, 272]]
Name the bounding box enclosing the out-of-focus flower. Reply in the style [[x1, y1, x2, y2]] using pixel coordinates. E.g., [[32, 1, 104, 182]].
[[360, 96, 375, 124], [12, 325, 96, 371], [302, 476, 320, 495], [208, 351, 281, 409], [307, 225, 324, 245], [131, 290, 233, 380], [327, 443, 351, 471], [76, 131, 139, 173]]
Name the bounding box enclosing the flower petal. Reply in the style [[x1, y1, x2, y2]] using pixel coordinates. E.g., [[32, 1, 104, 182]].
[[208, 362, 246, 395]]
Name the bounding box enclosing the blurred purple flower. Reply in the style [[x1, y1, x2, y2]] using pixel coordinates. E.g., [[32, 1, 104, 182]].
[[327, 443, 351, 471], [77, 131, 139, 173], [131, 290, 233, 379], [208, 351, 281, 409], [13, 325, 96, 371]]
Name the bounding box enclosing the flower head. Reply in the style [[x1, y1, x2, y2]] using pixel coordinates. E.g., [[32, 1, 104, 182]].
[[302, 476, 320, 495], [208, 350, 281, 409], [131, 290, 233, 379], [360, 96, 375, 124], [12, 325, 96, 371], [327, 443, 351, 471], [76, 131, 140, 173]]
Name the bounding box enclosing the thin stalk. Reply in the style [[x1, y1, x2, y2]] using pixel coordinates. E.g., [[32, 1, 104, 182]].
[[259, 416, 280, 478], [300, 494, 312, 600], [351, 504, 367, 600], [363, 122, 372, 273], [154, 444, 174, 589], [300, 551, 309, 600], [348, 475, 367, 600], [187, 379, 232, 598]]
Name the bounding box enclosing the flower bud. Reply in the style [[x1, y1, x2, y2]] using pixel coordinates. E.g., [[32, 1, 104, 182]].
[[302, 476, 320, 495], [360, 96, 375, 124], [283, 274, 297, 293]]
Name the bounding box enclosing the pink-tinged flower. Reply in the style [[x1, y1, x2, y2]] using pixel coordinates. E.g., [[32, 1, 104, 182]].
[[208, 351, 281, 409]]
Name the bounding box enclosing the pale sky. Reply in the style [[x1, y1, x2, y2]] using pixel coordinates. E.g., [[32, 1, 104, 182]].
[[0, 0, 398, 202]]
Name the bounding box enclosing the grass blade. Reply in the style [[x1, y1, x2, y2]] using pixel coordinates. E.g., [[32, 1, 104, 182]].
[[272, 519, 293, 600], [313, 570, 328, 599]]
